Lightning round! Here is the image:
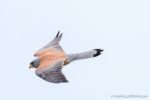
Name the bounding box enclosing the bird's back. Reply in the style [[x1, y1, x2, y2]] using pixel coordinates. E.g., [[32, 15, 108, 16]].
[[38, 51, 65, 70]]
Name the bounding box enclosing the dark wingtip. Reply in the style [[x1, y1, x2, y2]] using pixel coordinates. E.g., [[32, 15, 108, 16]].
[[93, 49, 103, 57], [62, 79, 69, 83], [55, 31, 63, 38], [55, 31, 60, 38]]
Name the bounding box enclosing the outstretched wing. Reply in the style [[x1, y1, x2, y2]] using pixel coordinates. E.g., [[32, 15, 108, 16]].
[[35, 60, 68, 83], [34, 31, 65, 57]]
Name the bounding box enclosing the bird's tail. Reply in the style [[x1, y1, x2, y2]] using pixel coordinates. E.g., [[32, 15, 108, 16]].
[[66, 49, 103, 63]]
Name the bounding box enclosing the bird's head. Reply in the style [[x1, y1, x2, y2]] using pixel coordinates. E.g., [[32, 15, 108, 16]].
[[29, 58, 40, 69]]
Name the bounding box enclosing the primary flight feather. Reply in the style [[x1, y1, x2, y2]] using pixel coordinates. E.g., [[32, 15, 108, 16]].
[[29, 31, 103, 83]]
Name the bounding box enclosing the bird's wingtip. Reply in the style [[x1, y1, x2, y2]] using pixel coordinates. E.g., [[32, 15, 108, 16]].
[[55, 31, 60, 38], [55, 30, 63, 38]]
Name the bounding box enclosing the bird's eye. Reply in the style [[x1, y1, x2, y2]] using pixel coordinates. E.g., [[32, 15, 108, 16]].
[[30, 62, 34, 65]]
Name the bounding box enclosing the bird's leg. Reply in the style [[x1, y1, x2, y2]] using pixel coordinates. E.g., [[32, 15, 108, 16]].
[[63, 57, 69, 66]]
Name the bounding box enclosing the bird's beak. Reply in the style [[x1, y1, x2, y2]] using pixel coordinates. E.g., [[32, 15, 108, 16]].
[[29, 65, 32, 69]]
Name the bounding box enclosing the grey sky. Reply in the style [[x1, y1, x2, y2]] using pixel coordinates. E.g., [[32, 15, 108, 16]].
[[0, 0, 150, 100]]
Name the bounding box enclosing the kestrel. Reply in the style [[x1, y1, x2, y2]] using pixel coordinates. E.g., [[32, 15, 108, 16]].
[[29, 31, 103, 83]]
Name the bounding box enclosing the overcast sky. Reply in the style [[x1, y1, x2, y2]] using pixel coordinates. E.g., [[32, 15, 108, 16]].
[[0, 0, 150, 100]]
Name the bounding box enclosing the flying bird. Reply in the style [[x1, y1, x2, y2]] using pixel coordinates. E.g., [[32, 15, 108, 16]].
[[29, 31, 103, 83]]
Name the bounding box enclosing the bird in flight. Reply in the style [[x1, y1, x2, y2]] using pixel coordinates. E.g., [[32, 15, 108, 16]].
[[29, 31, 103, 83]]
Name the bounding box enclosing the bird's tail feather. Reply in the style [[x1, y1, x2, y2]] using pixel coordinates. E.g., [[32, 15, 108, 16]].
[[66, 49, 103, 63]]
